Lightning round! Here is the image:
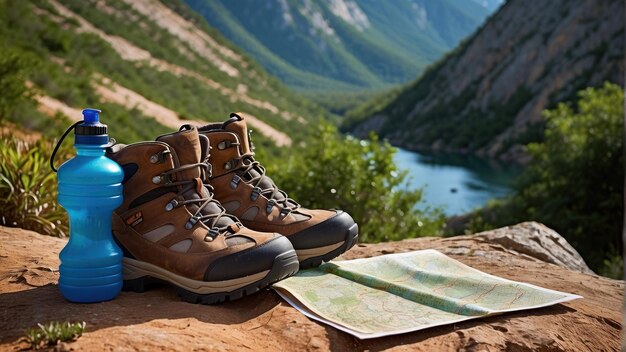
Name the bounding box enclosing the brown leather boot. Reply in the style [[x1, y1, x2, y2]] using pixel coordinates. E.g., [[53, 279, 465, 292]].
[[106, 126, 299, 304], [197, 113, 359, 269]]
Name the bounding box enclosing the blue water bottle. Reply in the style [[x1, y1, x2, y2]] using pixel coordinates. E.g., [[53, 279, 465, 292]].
[[50, 108, 124, 303]]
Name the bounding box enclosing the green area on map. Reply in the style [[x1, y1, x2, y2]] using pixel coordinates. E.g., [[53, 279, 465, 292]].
[[273, 250, 579, 336]]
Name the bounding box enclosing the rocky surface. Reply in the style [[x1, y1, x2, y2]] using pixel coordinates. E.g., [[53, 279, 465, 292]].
[[473, 222, 594, 274], [0, 223, 622, 351]]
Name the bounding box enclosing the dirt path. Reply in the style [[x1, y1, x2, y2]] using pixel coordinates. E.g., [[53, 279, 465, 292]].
[[94, 76, 201, 128], [95, 76, 292, 146], [35, 94, 83, 122], [231, 112, 292, 147], [122, 0, 242, 76], [33, 74, 292, 147]]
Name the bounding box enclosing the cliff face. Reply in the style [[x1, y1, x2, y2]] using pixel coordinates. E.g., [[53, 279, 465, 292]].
[[346, 0, 624, 161], [1, 223, 622, 351]]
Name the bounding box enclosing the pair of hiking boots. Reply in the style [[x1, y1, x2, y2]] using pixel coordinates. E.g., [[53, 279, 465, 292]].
[[106, 113, 359, 304]]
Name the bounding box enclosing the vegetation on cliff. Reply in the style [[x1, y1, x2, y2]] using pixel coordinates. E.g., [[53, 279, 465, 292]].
[[344, 0, 624, 160], [184, 0, 492, 94], [467, 83, 624, 277], [0, 0, 327, 145]]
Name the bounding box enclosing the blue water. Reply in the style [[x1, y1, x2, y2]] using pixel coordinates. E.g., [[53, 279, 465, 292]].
[[394, 148, 522, 216]]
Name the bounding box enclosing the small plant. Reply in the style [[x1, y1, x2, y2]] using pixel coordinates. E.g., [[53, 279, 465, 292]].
[[599, 252, 624, 280], [0, 134, 70, 237], [24, 321, 86, 349]]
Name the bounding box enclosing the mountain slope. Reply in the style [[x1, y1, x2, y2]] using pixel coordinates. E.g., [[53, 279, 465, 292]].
[[345, 0, 624, 160], [184, 0, 492, 92], [1, 0, 324, 147], [470, 0, 504, 12]]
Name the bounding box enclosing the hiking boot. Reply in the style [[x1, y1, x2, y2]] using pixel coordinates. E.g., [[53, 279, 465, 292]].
[[197, 113, 359, 269], [105, 126, 299, 304]]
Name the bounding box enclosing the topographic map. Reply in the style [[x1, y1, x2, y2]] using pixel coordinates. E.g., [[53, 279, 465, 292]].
[[273, 250, 581, 339]]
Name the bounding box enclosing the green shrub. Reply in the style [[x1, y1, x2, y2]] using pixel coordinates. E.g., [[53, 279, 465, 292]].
[[469, 82, 624, 277], [599, 251, 623, 279], [0, 134, 70, 237], [0, 46, 36, 120], [263, 123, 445, 242], [24, 321, 86, 349]]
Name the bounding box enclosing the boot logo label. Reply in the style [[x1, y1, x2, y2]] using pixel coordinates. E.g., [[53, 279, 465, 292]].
[[126, 211, 143, 227]]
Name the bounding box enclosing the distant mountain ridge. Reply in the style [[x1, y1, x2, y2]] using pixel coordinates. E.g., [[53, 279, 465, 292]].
[[345, 0, 624, 160], [184, 0, 494, 92]]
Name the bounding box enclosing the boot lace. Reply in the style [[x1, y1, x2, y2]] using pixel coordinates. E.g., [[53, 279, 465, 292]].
[[155, 155, 239, 241], [224, 147, 301, 217]]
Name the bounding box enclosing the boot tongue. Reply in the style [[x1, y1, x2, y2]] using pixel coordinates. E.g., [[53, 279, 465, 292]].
[[222, 114, 293, 206], [158, 128, 236, 230], [156, 128, 201, 179], [223, 112, 254, 155]]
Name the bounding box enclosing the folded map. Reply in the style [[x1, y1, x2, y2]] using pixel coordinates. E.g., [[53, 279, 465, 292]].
[[272, 249, 581, 339]]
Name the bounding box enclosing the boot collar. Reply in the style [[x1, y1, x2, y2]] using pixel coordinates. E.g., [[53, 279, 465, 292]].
[[198, 112, 255, 156]]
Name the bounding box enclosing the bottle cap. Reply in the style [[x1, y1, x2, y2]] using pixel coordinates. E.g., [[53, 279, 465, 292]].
[[75, 108, 109, 145]]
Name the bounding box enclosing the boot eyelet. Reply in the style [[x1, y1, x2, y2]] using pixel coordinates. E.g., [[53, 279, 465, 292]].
[[250, 187, 261, 201], [165, 200, 178, 212], [150, 151, 169, 164], [217, 140, 229, 150], [266, 200, 276, 213], [279, 208, 290, 219], [230, 175, 241, 189], [205, 228, 219, 242], [185, 216, 199, 230], [248, 130, 255, 152], [152, 174, 170, 184], [224, 161, 231, 170]]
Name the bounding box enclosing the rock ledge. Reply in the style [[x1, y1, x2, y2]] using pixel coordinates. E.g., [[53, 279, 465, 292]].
[[0, 223, 622, 351]]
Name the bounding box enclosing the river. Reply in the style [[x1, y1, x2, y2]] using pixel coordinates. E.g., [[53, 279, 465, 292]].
[[393, 148, 523, 216]]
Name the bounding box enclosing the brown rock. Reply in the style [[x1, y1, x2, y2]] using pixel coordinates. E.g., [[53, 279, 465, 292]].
[[0, 224, 622, 351]]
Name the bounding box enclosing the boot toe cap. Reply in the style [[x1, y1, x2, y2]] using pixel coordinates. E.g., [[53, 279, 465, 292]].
[[203, 234, 295, 282], [289, 210, 358, 250]]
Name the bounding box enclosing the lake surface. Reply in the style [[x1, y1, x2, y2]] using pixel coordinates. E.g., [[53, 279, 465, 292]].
[[394, 148, 523, 216]]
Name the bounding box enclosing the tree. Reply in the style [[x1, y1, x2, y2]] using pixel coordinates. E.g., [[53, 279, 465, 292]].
[[476, 82, 624, 276], [263, 123, 445, 242], [0, 47, 35, 120]]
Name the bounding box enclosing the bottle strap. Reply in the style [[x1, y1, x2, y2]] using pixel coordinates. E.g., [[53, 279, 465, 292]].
[[50, 121, 118, 173], [50, 120, 83, 173]]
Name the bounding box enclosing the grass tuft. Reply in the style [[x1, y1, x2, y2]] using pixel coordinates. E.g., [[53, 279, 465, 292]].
[[24, 321, 86, 349], [0, 133, 70, 237]]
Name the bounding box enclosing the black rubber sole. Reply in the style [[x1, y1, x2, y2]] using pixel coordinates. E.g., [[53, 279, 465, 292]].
[[122, 249, 299, 304], [298, 223, 359, 269]]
